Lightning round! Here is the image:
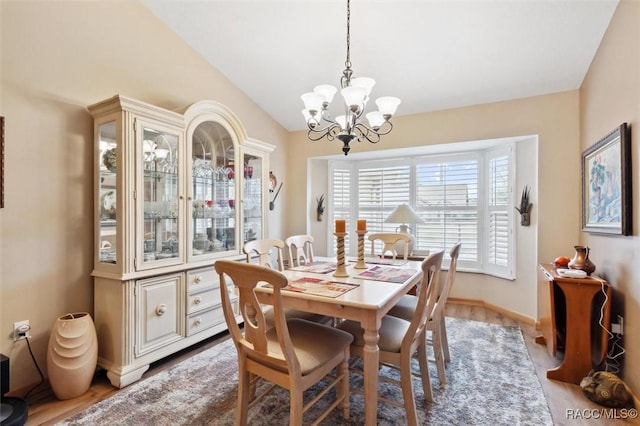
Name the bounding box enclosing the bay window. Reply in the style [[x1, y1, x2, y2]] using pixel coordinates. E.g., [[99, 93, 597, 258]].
[[329, 144, 514, 279]]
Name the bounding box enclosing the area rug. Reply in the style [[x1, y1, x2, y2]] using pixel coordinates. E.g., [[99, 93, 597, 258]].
[[57, 318, 553, 425]]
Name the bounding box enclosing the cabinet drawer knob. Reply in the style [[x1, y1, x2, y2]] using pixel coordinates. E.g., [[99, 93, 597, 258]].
[[194, 276, 202, 284], [194, 318, 202, 326], [155, 304, 167, 316], [193, 296, 202, 305]]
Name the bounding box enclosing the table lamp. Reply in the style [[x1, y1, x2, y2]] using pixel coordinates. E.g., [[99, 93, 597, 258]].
[[384, 203, 423, 255]]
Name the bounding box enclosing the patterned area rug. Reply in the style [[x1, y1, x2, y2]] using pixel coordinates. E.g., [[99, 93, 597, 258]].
[[57, 318, 552, 425]]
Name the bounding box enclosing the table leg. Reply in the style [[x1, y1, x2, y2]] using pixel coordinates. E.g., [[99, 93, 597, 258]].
[[362, 321, 380, 426]]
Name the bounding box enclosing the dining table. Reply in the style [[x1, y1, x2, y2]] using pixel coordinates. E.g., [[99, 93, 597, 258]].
[[255, 256, 424, 426]]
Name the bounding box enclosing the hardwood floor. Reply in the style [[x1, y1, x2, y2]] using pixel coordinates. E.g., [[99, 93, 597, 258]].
[[20, 303, 635, 425]]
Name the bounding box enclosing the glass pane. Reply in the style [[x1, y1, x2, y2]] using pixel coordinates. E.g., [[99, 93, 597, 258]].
[[191, 121, 235, 255], [142, 127, 179, 264], [98, 121, 117, 264], [242, 153, 262, 245]]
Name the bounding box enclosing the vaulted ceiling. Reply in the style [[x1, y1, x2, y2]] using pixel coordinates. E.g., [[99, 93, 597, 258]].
[[143, 0, 619, 131]]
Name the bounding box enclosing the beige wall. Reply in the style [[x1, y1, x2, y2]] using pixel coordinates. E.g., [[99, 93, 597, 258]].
[[0, 1, 288, 391], [580, 0, 640, 393]]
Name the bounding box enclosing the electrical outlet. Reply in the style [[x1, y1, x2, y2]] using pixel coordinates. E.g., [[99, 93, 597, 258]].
[[611, 315, 624, 335], [618, 315, 624, 335], [13, 320, 31, 341]]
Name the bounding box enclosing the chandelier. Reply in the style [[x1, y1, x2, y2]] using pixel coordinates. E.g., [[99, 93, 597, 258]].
[[300, 0, 400, 156]]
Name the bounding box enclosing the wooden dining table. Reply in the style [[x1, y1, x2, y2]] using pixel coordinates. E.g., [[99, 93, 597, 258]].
[[255, 257, 424, 426]]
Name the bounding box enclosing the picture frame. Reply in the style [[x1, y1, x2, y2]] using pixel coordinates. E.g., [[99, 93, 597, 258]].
[[582, 123, 631, 235]]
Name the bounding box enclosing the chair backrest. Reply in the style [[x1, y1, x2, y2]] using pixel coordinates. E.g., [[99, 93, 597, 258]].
[[368, 232, 411, 260], [215, 260, 301, 376], [243, 238, 285, 271], [434, 242, 461, 313], [285, 234, 315, 267], [401, 250, 444, 353]]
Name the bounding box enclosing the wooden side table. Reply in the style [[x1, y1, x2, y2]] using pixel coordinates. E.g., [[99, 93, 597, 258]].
[[536, 264, 611, 384]]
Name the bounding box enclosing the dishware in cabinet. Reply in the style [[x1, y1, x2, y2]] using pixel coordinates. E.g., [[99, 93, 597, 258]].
[[241, 140, 271, 247], [90, 95, 185, 275], [184, 101, 274, 263]]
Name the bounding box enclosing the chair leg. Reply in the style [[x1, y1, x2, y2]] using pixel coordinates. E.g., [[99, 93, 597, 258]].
[[289, 388, 304, 426], [339, 352, 350, 419], [417, 340, 433, 403], [400, 353, 419, 426], [432, 320, 447, 385], [237, 369, 251, 426], [440, 316, 451, 363]]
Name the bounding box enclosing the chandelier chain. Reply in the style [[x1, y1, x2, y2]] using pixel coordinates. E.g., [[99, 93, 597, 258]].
[[345, 0, 351, 70]]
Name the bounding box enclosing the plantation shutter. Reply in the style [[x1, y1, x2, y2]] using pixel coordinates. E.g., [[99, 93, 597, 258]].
[[415, 154, 480, 268], [486, 146, 513, 277], [358, 164, 411, 232], [330, 165, 352, 255]]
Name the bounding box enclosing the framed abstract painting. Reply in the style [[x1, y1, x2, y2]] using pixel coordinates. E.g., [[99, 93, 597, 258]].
[[582, 123, 631, 235]]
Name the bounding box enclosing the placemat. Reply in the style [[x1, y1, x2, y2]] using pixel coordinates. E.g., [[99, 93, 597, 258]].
[[281, 276, 358, 298], [288, 261, 337, 274], [356, 265, 417, 283]]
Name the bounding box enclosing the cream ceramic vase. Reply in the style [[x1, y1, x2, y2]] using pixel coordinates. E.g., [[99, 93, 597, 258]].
[[47, 312, 98, 400]]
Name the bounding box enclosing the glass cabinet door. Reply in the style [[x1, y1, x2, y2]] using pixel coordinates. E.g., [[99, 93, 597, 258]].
[[242, 152, 263, 246], [190, 121, 236, 258], [98, 121, 118, 265], [139, 123, 181, 268]]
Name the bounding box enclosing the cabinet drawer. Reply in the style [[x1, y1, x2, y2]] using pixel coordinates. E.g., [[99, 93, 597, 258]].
[[186, 288, 221, 314], [186, 304, 226, 336], [187, 267, 218, 292]]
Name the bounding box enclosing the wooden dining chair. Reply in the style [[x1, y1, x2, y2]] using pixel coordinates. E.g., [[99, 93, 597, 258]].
[[243, 238, 330, 326], [285, 234, 315, 268], [387, 242, 461, 384], [243, 238, 285, 271], [337, 250, 444, 426], [215, 260, 354, 426], [368, 232, 411, 260]]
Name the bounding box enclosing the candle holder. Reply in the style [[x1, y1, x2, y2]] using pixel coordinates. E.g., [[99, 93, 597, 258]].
[[354, 230, 367, 269], [333, 232, 349, 277]]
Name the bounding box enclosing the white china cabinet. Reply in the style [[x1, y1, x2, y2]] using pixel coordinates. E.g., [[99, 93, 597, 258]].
[[89, 96, 273, 388]]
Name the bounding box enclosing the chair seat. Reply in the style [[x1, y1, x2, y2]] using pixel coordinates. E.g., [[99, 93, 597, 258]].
[[263, 307, 333, 328], [387, 294, 418, 320], [337, 316, 410, 353], [263, 319, 353, 375]]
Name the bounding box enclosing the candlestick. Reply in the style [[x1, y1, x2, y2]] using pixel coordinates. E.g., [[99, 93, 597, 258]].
[[335, 219, 346, 233], [357, 219, 366, 231], [333, 232, 349, 277], [354, 229, 367, 269]]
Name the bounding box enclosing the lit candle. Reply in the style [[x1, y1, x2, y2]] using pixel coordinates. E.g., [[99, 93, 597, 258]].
[[357, 219, 366, 231], [335, 219, 346, 233]]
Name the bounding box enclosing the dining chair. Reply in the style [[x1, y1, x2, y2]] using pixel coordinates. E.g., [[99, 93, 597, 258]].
[[243, 238, 330, 326], [285, 234, 315, 268], [243, 238, 286, 271], [215, 260, 354, 426], [367, 232, 412, 260], [337, 250, 444, 426], [387, 242, 461, 384]]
